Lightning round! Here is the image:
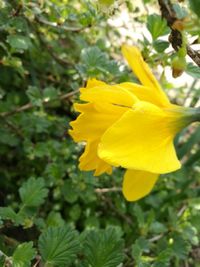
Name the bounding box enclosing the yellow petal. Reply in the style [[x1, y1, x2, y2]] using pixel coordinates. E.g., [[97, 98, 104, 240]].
[[123, 169, 159, 201], [79, 140, 112, 176], [85, 78, 106, 88], [80, 84, 137, 107], [69, 101, 127, 175], [120, 82, 169, 108], [69, 102, 127, 142], [121, 45, 170, 107], [98, 101, 181, 174]]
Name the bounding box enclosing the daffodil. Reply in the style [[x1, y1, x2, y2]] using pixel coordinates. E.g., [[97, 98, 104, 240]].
[[69, 45, 200, 201]]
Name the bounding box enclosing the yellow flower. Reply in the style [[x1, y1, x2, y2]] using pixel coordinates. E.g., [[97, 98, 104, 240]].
[[69, 45, 199, 201]]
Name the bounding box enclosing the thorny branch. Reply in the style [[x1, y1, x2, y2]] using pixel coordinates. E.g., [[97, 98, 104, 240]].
[[158, 0, 200, 67]]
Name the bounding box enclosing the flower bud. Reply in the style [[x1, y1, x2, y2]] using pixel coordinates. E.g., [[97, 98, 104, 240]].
[[172, 56, 186, 78]]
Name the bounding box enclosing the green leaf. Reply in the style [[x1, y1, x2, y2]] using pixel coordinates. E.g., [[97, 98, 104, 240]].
[[12, 242, 36, 267], [0, 207, 18, 222], [147, 14, 169, 40], [26, 86, 43, 106], [133, 204, 145, 226], [170, 233, 191, 260], [186, 63, 200, 78], [19, 177, 48, 207], [61, 180, 79, 203], [153, 40, 169, 52], [153, 248, 172, 267], [149, 221, 167, 234], [38, 226, 79, 266], [7, 35, 30, 50], [43, 87, 59, 102], [189, 0, 200, 17], [83, 227, 124, 267], [80, 46, 118, 77]]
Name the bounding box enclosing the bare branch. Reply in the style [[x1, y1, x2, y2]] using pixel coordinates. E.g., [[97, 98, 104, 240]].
[[95, 187, 121, 193], [0, 90, 79, 118]]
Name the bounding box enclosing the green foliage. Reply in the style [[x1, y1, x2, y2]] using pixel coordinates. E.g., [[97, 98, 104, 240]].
[[79, 46, 119, 78], [186, 63, 200, 78], [147, 14, 169, 40], [83, 227, 124, 267], [0, 1, 200, 267], [19, 177, 48, 207], [12, 242, 36, 267], [38, 226, 79, 266]]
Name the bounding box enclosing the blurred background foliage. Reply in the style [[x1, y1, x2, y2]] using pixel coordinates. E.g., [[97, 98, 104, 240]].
[[0, 0, 200, 266]]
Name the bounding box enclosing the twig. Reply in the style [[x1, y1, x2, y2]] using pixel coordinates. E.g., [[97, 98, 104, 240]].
[[177, 204, 187, 217], [32, 255, 41, 267], [95, 187, 121, 193], [148, 234, 164, 243], [158, 0, 200, 67], [35, 16, 83, 32], [0, 90, 79, 118]]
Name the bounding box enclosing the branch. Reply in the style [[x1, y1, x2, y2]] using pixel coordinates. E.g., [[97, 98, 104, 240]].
[[35, 16, 83, 32], [95, 187, 121, 193], [158, 0, 200, 67], [0, 90, 79, 118]]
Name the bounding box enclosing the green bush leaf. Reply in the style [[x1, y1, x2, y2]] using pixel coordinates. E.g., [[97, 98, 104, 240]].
[[0, 207, 18, 222], [12, 242, 36, 267], [19, 177, 48, 207], [83, 227, 124, 267], [26, 86, 43, 106], [7, 35, 30, 50], [38, 226, 79, 266], [147, 14, 169, 40], [153, 40, 169, 52], [186, 63, 200, 78], [80, 46, 118, 77]]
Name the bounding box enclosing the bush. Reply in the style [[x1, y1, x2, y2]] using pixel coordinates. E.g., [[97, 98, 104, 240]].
[[0, 1, 200, 266]]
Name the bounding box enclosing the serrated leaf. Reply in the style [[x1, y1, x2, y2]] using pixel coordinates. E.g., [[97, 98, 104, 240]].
[[186, 63, 200, 78], [7, 35, 30, 50], [19, 177, 48, 207], [170, 234, 191, 260], [38, 226, 79, 266], [83, 227, 124, 267], [147, 14, 169, 40], [12, 242, 36, 267], [80, 46, 118, 77], [0, 207, 18, 222], [153, 248, 172, 267]]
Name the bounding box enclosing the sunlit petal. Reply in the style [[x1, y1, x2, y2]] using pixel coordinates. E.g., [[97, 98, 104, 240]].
[[99, 101, 181, 174], [121, 45, 170, 107]]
